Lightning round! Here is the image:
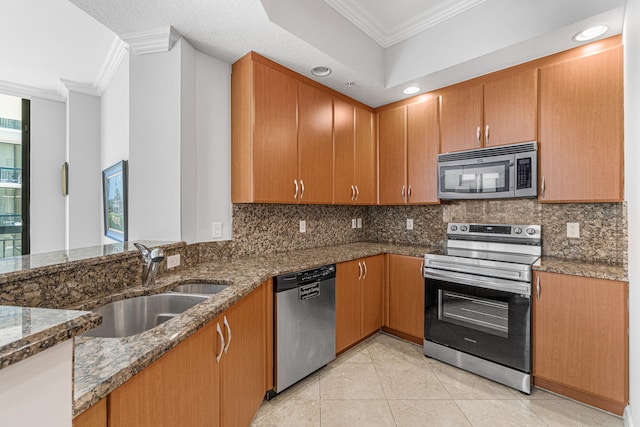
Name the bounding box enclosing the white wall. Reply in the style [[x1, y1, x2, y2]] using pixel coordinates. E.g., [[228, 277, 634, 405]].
[[66, 91, 101, 249], [101, 53, 130, 244], [180, 41, 198, 243], [193, 52, 232, 242], [624, 0, 640, 424], [128, 42, 182, 242], [29, 97, 66, 254]]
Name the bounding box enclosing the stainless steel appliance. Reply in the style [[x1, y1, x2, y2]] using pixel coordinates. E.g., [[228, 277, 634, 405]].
[[274, 264, 336, 394], [437, 142, 537, 200], [423, 223, 541, 393]]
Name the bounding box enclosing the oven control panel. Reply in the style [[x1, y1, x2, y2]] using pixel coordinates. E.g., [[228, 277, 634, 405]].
[[447, 223, 541, 241]]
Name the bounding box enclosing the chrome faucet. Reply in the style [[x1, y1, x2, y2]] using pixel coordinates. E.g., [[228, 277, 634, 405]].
[[134, 243, 165, 287]]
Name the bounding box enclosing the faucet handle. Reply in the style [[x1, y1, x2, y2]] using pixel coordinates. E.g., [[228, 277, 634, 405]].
[[134, 242, 151, 259]]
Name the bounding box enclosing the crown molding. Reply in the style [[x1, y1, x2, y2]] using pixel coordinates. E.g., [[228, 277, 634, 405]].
[[0, 79, 65, 102], [58, 78, 100, 100], [324, 0, 486, 48], [95, 37, 128, 96], [121, 25, 181, 55]]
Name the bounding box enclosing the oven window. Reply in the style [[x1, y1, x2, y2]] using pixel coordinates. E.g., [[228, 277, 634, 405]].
[[440, 160, 510, 194], [438, 290, 508, 338]]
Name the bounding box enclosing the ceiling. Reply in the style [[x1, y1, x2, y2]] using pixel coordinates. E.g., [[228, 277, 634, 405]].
[[0, 0, 628, 107]]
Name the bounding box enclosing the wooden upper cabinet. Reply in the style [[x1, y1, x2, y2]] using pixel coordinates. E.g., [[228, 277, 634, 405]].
[[232, 58, 298, 203], [334, 98, 356, 204], [440, 84, 483, 153], [483, 69, 537, 147], [440, 69, 536, 152], [539, 45, 623, 202], [378, 106, 407, 204], [355, 107, 376, 205], [533, 272, 628, 414], [407, 97, 439, 204], [298, 82, 334, 204]]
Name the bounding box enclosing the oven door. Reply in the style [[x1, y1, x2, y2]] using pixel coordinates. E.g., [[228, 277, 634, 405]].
[[424, 270, 531, 373], [437, 154, 515, 199]]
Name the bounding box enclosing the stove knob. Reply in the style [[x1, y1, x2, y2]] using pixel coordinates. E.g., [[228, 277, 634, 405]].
[[514, 227, 523, 234], [460, 225, 468, 232], [526, 227, 536, 236], [450, 225, 458, 231]]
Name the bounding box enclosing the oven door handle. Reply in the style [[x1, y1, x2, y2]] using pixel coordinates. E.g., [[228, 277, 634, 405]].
[[424, 268, 531, 296]]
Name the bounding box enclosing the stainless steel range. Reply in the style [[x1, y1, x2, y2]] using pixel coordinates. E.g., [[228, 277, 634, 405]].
[[423, 223, 541, 394]]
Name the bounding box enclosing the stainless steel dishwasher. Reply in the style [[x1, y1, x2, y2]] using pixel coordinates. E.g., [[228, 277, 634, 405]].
[[273, 264, 336, 395]]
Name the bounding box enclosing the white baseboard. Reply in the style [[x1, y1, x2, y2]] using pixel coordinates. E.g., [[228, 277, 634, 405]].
[[625, 405, 634, 427]]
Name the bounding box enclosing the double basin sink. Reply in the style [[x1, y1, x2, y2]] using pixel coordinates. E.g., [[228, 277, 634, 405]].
[[83, 283, 229, 338]]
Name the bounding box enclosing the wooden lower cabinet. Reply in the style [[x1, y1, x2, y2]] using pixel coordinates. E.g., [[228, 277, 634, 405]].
[[336, 256, 384, 353], [107, 281, 270, 427], [386, 255, 424, 343], [73, 398, 107, 427], [533, 272, 628, 415]]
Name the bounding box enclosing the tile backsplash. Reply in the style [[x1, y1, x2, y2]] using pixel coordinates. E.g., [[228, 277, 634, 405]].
[[227, 200, 627, 265]]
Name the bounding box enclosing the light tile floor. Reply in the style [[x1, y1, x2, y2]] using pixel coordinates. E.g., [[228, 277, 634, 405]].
[[251, 333, 624, 427]]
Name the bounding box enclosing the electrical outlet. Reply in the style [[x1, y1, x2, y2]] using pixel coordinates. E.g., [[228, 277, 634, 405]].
[[407, 218, 414, 230], [167, 254, 181, 269], [357, 218, 362, 229], [352, 218, 357, 229], [567, 222, 580, 238], [212, 222, 222, 238], [299, 220, 306, 233]]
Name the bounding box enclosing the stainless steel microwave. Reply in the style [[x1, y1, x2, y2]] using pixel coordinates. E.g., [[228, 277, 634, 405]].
[[437, 142, 537, 200]]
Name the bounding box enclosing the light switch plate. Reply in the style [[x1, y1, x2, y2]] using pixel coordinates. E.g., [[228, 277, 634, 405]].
[[407, 218, 414, 230], [357, 218, 362, 229], [300, 220, 306, 233], [567, 222, 580, 238], [167, 254, 181, 269], [352, 218, 357, 229], [212, 222, 223, 238]]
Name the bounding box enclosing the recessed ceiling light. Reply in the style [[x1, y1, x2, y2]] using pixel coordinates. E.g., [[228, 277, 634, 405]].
[[403, 86, 420, 95], [311, 66, 332, 77], [346, 81, 355, 88], [573, 25, 608, 42]]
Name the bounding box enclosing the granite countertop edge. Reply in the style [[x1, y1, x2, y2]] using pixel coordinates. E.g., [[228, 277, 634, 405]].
[[71, 242, 627, 416], [0, 310, 101, 370]]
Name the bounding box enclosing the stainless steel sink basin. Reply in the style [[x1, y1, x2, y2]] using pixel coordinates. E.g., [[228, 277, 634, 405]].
[[83, 293, 208, 338], [170, 283, 229, 295]]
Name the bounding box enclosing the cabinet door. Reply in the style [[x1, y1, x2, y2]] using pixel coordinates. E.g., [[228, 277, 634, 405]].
[[252, 62, 299, 203], [355, 107, 376, 205], [361, 255, 384, 337], [336, 259, 363, 353], [334, 98, 356, 204], [440, 84, 484, 153], [73, 398, 107, 427], [378, 106, 407, 204], [387, 255, 425, 340], [109, 322, 220, 427], [220, 284, 267, 427], [407, 98, 439, 204], [483, 69, 537, 147], [533, 272, 628, 409], [539, 46, 623, 202], [298, 82, 334, 204]]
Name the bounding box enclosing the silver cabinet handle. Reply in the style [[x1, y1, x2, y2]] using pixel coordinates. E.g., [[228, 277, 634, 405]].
[[536, 276, 540, 300], [358, 262, 363, 280], [401, 185, 406, 201], [223, 315, 232, 354], [408, 185, 412, 201], [300, 179, 305, 200], [351, 185, 355, 201], [485, 125, 489, 144], [355, 185, 359, 201], [363, 261, 368, 280], [476, 126, 481, 145], [216, 322, 225, 363], [541, 176, 545, 198], [294, 179, 299, 200], [420, 261, 424, 275]]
